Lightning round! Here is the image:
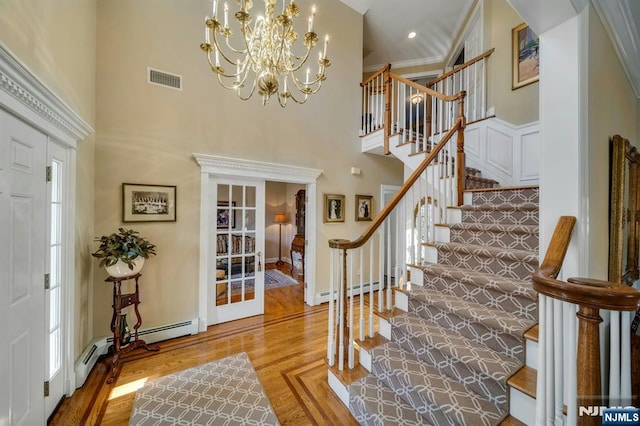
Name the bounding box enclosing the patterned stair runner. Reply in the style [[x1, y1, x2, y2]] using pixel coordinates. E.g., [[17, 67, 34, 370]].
[[348, 187, 539, 425]]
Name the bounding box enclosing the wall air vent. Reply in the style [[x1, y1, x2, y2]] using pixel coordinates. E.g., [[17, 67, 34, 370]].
[[148, 67, 182, 90]]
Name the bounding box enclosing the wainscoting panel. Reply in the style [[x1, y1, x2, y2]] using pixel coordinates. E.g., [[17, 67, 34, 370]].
[[465, 117, 540, 187], [486, 127, 514, 176]]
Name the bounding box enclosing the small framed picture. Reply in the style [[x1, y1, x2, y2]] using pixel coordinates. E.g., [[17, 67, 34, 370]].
[[324, 194, 345, 223], [122, 183, 176, 222], [355, 195, 373, 221], [512, 23, 540, 90], [217, 201, 235, 229]]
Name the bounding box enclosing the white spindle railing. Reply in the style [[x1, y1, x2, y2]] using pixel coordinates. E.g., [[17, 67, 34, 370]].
[[328, 111, 466, 371], [359, 49, 493, 158]]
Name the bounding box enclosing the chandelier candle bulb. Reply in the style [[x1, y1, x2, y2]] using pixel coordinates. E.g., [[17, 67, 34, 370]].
[[212, 0, 217, 18], [224, 2, 228, 28], [323, 35, 328, 58], [205, 19, 210, 44]]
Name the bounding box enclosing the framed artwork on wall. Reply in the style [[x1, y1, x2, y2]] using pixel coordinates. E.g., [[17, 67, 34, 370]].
[[512, 23, 540, 90], [217, 201, 236, 229], [122, 183, 176, 222], [355, 194, 373, 221], [324, 194, 345, 223]]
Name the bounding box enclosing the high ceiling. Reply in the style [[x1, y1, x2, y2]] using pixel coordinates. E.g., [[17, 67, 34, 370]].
[[341, 0, 475, 72]]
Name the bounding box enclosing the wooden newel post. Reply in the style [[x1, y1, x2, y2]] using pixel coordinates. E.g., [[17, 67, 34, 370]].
[[576, 305, 603, 426]]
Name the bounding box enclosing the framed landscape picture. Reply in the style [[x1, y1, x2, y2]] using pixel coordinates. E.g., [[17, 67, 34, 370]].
[[123, 183, 176, 222], [512, 23, 540, 89], [324, 194, 345, 223], [355, 194, 373, 221]]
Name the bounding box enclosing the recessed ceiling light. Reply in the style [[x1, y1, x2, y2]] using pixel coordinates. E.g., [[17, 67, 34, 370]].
[[408, 31, 417, 39]]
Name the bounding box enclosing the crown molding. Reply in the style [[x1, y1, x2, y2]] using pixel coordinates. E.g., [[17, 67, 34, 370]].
[[193, 153, 323, 183], [0, 43, 94, 144]]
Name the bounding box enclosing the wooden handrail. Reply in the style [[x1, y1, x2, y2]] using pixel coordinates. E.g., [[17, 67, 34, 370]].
[[361, 64, 391, 87], [532, 216, 640, 426], [389, 73, 466, 102], [427, 48, 495, 88], [329, 117, 464, 250]]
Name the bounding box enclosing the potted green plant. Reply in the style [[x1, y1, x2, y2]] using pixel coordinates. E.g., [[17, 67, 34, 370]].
[[92, 228, 157, 277]]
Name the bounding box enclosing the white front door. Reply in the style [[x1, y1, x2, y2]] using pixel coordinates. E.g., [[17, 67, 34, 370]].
[[208, 177, 265, 324], [0, 109, 47, 425]]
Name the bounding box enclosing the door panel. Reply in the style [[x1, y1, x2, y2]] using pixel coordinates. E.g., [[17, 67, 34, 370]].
[[208, 178, 265, 324], [0, 110, 47, 425]]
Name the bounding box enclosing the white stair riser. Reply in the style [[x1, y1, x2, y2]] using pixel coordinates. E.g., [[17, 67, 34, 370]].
[[434, 225, 450, 243], [407, 266, 424, 286], [526, 339, 538, 370], [395, 290, 408, 312], [379, 317, 391, 340], [447, 207, 462, 223], [328, 369, 350, 407], [509, 387, 536, 425], [359, 347, 372, 371], [463, 191, 473, 205], [424, 245, 438, 264]]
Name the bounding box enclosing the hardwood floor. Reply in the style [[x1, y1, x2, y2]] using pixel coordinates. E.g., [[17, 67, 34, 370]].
[[50, 263, 357, 425]]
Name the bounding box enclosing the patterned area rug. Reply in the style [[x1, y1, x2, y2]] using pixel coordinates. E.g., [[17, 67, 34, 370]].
[[129, 352, 280, 425], [264, 269, 298, 290]]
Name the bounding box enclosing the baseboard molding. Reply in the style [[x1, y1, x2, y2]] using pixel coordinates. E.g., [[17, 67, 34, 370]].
[[316, 281, 383, 304], [74, 318, 199, 388]]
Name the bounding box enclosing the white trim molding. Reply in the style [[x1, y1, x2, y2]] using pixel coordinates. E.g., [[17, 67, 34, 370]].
[[0, 44, 94, 147], [194, 154, 323, 329]]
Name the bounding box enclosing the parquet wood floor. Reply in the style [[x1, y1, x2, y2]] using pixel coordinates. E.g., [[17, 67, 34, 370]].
[[49, 263, 357, 425]]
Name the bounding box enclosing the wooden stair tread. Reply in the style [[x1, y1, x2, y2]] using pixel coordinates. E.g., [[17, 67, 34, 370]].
[[500, 415, 527, 426], [327, 362, 370, 387], [508, 366, 537, 399], [357, 334, 389, 351], [376, 307, 403, 321], [524, 324, 539, 342]]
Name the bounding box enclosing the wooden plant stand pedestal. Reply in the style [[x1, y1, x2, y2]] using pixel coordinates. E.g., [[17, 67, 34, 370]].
[[106, 273, 159, 384]]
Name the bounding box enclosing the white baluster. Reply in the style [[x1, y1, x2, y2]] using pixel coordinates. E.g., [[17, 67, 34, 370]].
[[328, 248, 335, 366], [348, 249, 354, 369], [369, 239, 375, 338], [359, 246, 364, 342]]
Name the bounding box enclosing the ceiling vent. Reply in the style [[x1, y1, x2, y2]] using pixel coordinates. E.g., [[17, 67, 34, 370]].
[[147, 67, 182, 90]]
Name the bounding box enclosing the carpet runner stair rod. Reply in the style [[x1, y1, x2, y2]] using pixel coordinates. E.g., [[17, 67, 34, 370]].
[[328, 183, 545, 425]]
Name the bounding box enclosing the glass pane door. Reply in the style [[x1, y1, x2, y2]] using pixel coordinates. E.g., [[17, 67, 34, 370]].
[[208, 178, 264, 324]]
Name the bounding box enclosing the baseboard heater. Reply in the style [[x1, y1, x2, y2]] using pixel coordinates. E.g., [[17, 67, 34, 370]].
[[317, 281, 382, 303], [74, 318, 198, 388]]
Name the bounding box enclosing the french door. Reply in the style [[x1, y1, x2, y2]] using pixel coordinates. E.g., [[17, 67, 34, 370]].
[[208, 177, 265, 324]]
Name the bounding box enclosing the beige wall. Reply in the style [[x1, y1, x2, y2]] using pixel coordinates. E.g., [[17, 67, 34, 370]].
[[587, 7, 638, 279], [0, 0, 97, 358], [484, 0, 539, 124], [93, 0, 403, 335]]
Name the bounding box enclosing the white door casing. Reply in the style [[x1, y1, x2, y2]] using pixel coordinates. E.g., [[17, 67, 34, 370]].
[[194, 154, 323, 330], [0, 110, 47, 425]]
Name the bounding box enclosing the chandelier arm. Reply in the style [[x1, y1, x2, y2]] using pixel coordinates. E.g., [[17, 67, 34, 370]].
[[236, 79, 258, 101], [286, 90, 309, 104]]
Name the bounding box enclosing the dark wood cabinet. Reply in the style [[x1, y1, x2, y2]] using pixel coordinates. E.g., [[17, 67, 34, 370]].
[[290, 189, 305, 278]]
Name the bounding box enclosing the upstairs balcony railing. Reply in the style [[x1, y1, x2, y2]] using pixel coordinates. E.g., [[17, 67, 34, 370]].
[[360, 49, 494, 156]]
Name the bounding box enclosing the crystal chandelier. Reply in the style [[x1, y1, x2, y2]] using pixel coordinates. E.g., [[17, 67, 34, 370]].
[[200, 0, 330, 107]]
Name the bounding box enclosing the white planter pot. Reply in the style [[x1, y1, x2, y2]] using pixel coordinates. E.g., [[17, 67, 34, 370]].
[[105, 257, 145, 278]]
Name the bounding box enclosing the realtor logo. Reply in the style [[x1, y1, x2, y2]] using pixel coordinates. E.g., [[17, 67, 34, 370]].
[[601, 407, 640, 425]]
